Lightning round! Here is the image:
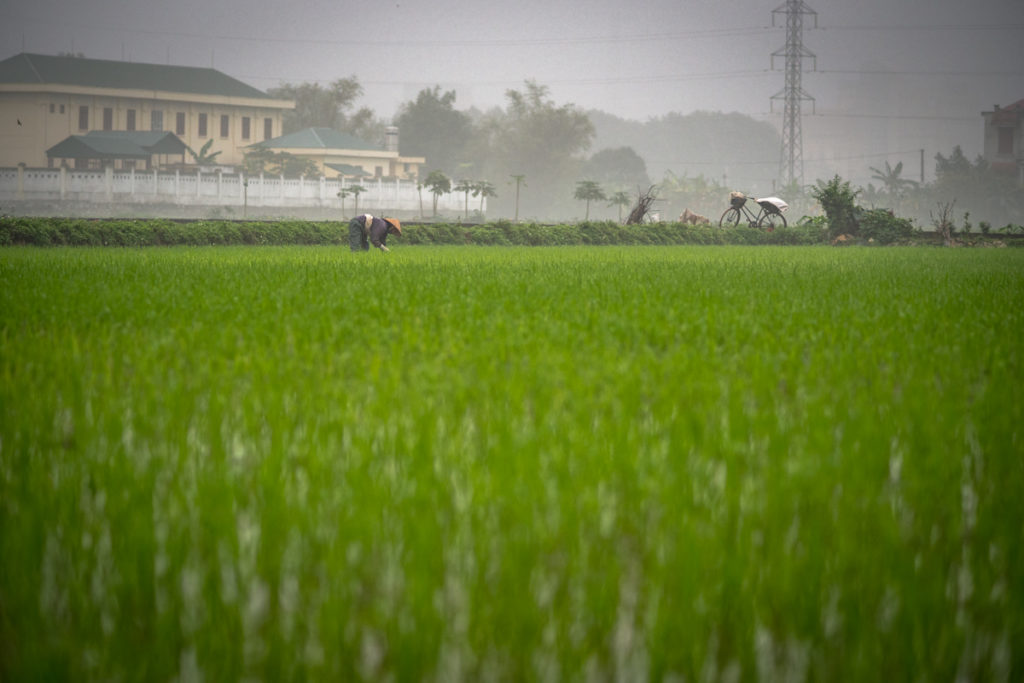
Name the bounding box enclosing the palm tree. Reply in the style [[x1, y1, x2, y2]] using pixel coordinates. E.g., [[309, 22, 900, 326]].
[[453, 179, 474, 219], [607, 190, 631, 222], [337, 185, 356, 217], [424, 170, 451, 218], [471, 180, 497, 216], [660, 170, 723, 218], [859, 182, 885, 208], [339, 184, 366, 216], [869, 161, 918, 198], [413, 175, 425, 219], [574, 180, 606, 221], [186, 139, 222, 166]]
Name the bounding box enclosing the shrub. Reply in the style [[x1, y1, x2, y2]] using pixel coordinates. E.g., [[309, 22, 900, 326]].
[[811, 176, 860, 238], [857, 209, 915, 245]]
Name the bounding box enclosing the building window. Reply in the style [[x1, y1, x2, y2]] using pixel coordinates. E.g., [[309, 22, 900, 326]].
[[375, 166, 383, 178], [49, 103, 55, 113], [176, 112, 186, 136], [60, 104, 65, 113], [103, 107, 113, 131], [220, 114, 229, 138], [998, 127, 1014, 156], [78, 105, 89, 130], [241, 116, 251, 140], [198, 113, 208, 137], [124, 160, 136, 170], [126, 109, 136, 131], [151, 110, 163, 131], [264, 118, 273, 140]]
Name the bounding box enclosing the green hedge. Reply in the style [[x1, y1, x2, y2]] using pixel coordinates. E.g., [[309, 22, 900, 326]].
[[0, 217, 351, 247], [0, 217, 835, 247]]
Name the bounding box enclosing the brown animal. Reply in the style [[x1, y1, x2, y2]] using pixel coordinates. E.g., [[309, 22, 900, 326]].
[[679, 208, 710, 225]]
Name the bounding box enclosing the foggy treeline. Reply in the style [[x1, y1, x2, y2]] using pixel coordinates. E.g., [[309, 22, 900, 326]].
[[268, 78, 1023, 226]]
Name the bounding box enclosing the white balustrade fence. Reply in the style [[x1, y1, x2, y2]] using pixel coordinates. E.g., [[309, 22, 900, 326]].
[[0, 166, 479, 215]]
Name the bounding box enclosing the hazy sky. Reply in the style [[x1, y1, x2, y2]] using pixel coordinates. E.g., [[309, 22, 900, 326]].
[[2, 0, 1023, 183]]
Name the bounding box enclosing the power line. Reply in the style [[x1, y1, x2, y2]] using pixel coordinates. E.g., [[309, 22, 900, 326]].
[[648, 149, 921, 168], [236, 63, 1021, 89], [3, 13, 771, 47], [11, 11, 1020, 41], [805, 149, 923, 163], [648, 158, 775, 167], [818, 23, 1024, 31], [392, 28, 772, 47], [240, 70, 773, 88], [750, 111, 978, 122], [239, 65, 1022, 86], [820, 68, 1024, 77], [810, 112, 978, 122]]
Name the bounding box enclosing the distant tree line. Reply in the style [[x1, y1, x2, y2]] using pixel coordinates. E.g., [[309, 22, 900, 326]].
[[262, 75, 775, 220], [805, 146, 1024, 229], [260, 75, 1021, 225]]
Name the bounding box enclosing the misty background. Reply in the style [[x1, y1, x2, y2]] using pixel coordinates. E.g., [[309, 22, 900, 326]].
[[2, 0, 1023, 222]]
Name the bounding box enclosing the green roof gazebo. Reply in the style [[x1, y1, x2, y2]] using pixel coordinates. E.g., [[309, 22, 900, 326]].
[[46, 130, 188, 169]]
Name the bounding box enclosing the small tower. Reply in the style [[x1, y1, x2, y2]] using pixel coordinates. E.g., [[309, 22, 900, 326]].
[[385, 126, 399, 153]]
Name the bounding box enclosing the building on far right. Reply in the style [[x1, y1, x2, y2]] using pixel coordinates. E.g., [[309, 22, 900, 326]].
[[982, 99, 1024, 187]]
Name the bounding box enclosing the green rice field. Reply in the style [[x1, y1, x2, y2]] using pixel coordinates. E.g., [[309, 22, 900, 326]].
[[1, 245, 1022, 681]]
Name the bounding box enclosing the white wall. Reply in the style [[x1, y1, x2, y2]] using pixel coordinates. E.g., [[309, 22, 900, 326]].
[[0, 166, 482, 216]]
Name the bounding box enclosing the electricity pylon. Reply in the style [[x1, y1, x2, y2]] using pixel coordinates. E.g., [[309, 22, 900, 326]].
[[771, 0, 817, 189]]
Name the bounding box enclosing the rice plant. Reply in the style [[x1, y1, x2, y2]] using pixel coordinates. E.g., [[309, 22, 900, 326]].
[[1, 246, 1022, 681]]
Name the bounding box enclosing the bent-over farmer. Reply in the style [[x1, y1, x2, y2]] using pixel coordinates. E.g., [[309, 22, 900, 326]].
[[349, 214, 401, 252]]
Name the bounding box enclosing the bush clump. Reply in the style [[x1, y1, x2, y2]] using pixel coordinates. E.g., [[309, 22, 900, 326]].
[[857, 209, 916, 245], [811, 176, 861, 239]]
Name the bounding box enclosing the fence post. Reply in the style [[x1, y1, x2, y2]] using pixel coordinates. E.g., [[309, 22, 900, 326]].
[[129, 168, 135, 197], [60, 166, 67, 200], [105, 166, 113, 202], [196, 168, 202, 197]]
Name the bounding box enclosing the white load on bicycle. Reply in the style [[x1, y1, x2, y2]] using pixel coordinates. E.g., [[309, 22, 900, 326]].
[[719, 191, 789, 230]]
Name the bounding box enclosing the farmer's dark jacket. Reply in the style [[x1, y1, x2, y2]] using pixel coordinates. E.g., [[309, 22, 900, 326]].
[[363, 215, 392, 249]]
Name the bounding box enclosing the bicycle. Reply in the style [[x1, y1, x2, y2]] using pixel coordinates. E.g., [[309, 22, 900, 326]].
[[719, 191, 789, 230]]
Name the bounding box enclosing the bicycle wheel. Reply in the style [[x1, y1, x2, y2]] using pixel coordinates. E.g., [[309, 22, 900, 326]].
[[719, 207, 742, 227], [759, 211, 787, 231]]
